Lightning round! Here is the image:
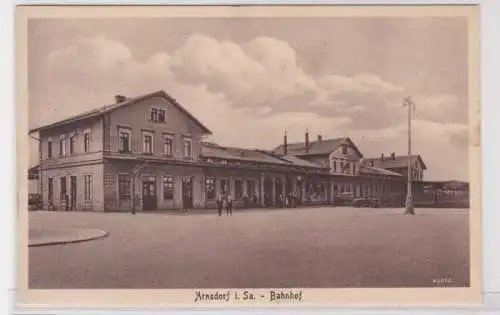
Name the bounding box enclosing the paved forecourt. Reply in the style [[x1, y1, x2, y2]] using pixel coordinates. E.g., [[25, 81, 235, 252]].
[[28, 207, 470, 289]]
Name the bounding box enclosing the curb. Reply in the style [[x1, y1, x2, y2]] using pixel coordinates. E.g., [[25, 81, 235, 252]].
[[29, 229, 109, 247]]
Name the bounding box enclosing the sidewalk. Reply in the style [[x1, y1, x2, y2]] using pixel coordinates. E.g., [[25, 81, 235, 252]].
[[29, 228, 108, 247]]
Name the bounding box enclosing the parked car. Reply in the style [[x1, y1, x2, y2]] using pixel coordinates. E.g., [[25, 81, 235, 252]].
[[28, 193, 42, 210], [351, 197, 380, 208], [334, 192, 354, 206]]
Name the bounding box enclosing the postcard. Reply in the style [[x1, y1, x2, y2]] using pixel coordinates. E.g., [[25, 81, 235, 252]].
[[16, 4, 481, 308]]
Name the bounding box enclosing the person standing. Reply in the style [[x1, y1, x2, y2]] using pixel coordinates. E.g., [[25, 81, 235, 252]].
[[226, 194, 233, 216], [64, 194, 69, 212], [216, 193, 223, 216]]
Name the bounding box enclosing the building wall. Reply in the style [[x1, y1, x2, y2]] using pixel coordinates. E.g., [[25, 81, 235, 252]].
[[294, 146, 362, 176], [41, 163, 104, 211], [388, 164, 425, 181], [106, 96, 206, 161], [329, 145, 362, 176], [103, 160, 206, 212], [39, 117, 104, 169]]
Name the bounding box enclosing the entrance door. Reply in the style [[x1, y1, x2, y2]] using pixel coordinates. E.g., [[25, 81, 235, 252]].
[[142, 180, 157, 211], [182, 177, 193, 209], [220, 179, 228, 194], [70, 176, 77, 210]]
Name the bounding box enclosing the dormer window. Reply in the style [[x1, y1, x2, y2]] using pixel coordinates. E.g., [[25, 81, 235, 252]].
[[148, 108, 166, 123]]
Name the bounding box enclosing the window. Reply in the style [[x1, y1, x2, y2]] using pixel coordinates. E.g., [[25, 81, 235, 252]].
[[47, 140, 53, 158], [342, 145, 347, 155], [235, 179, 243, 199], [119, 129, 131, 153], [59, 137, 66, 156], [150, 108, 158, 122], [48, 178, 54, 201], [333, 160, 337, 173], [353, 164, 357, 175], [158, 109, 166, 123], [69, 135, 75, 155], [84, 132, 90, 153], [143, 132, 154, 154], [183, 138, 192, 158], [340, 162, 344, 173], [60, 177, 67, 199], [246, 180, 255, 196], [84, 175, 93, 201], [149, 108, 166, 123], [205, 177, 216, 200], [162, 175, 174, 200], [163, 135, 173, 156], [118, 174, 131, 200]]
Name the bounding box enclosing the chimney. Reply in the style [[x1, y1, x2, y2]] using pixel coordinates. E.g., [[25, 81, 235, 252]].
[[381, 153, 384, 161], [114, 94, 127, 103], [317, 134, 322, 142], [391, 152, 396, 160], [283, 131, 288, 155], [305, 129, 310, 153]]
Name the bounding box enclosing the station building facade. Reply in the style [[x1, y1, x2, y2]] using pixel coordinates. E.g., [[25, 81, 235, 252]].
[[29, 90, 418, 212]]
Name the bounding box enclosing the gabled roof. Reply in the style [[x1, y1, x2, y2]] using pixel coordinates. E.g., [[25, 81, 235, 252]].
[[358, 163, 403, 177], [277, 154, 324, 169], [201, 142, 326, 169], [29, 90, 212, 135], [201, 143, 290, 165], [273, 137, 364, 157], [364, 154, 427, 170]]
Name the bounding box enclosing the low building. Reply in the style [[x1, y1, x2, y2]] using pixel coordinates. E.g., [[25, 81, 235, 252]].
[[364, 153, 427, 181], [28, 90, 415, 212]]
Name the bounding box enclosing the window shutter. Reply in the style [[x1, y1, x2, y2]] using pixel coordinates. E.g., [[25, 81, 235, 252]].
[[145, 110, 150, 122]]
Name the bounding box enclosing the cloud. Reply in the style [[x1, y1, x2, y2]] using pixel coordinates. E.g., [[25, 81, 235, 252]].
[[168, 34, 410, 127], [170, 34, 316, 106], [29, 34, 469, 180], [413, 94, 467, 124]]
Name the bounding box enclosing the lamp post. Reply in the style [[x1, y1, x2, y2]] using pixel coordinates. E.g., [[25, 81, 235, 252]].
[[403, 96, 416, 215]]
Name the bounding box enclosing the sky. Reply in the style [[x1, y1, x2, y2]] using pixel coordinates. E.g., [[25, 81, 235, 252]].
[[27, 17, 470, 181]]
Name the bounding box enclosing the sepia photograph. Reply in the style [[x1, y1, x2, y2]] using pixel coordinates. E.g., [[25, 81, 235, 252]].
[[16, 5, 481, 307]]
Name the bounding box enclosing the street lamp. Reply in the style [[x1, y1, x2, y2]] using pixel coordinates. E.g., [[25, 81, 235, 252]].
[[403, 96, 416, 215]]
